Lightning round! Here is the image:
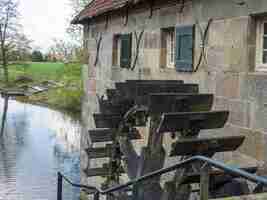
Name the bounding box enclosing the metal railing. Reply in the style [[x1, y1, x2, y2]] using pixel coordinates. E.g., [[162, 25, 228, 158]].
[[57, 155, 267, 200]]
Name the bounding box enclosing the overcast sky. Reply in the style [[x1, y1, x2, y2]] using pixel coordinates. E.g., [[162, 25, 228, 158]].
[[19, 0, 74, 52]]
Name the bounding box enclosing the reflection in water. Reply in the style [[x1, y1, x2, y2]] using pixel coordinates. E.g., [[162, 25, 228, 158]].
[[0, 95, 9, 137], [0, 98, 81, 200]]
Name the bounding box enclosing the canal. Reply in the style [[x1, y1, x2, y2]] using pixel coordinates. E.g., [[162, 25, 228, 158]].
[[0, 97, 81, 200]]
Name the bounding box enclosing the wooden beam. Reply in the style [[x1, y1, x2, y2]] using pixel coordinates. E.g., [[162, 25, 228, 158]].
[[148, 93, 213, 114], [86, 145, 113, 159], [170, 136, 245, 156], [93, 114, 122, 129], [157, 111, 229, 133], [181, 166, 258, 185], [89, 128, 142, 143], [84, 164, 125, 177]]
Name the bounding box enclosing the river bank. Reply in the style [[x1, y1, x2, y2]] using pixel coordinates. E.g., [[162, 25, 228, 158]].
[[0, 62, 82, 117]]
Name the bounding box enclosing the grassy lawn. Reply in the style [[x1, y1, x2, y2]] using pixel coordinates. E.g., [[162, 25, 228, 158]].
[[7, 62, 65, 80], [0, 62, 83, 117]]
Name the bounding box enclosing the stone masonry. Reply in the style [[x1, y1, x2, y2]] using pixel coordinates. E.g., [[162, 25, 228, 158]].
[[80, 0, 267, 190]]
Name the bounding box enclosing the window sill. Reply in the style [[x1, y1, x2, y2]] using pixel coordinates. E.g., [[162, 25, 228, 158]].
[[159, 67, 176, 73], [111, 65, 132, 70]]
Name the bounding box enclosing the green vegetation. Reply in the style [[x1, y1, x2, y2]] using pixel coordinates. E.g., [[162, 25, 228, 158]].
[[0, 62, 83, 117], [31, 50, 44, 62]]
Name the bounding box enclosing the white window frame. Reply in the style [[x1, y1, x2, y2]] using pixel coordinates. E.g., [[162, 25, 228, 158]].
[[256, 18, 267, 72], [165, 29, 175, 68], [112, 34, 121, 66]]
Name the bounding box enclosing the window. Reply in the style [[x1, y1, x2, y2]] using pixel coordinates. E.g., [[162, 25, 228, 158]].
[[256, 19, 267, 71], [112, 34, 120, 66], [167, 29, 175, 68], [112, 33, 132, 68], [161, 27, 175, 68], [160, 25, 194, 71]]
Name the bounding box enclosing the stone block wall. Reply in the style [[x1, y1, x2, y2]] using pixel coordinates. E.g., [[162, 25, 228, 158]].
[[81, 0, 267, 186]]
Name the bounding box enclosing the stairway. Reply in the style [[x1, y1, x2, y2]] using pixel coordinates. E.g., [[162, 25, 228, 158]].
[[85, 80, 258, 200]]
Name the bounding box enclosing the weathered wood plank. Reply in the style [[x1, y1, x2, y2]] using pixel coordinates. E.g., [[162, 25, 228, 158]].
[[89, 128, 142, 143], [126, 80, 184, 84], [116, 81, 184, 97], [106, 89, 117, 99], [200, 166, 210, 200], [85, 145, 113, 158], [115, 83, 197, 102], [1, 91, 26, 97], [93, 114, 122, 128], [181, 166, 258, 185], [84, 164, 125, 177], [170, 136, 245, 156], [98, 99, 133, 115], [148, 93, 213, 114], [136, 83, 199, 105], [157, 111, 229, 133]]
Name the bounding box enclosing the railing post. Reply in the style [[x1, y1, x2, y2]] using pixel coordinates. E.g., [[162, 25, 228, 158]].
[[94, 192, 100, 200], [57, 172, 63, 200], [200, 164, 210, 200]]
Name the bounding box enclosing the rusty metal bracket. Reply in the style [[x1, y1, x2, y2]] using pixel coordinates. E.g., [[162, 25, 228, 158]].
[[179, 0, 185, 13], [105, 14, 109, 30], [94, 33, 103, 66], [149, 0, 155, 18], [193, 18, 213, 72], [123, 4, 129, 26], [131, 30, 144, 71]]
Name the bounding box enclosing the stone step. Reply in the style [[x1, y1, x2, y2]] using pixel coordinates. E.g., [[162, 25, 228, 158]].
[[84, 163, 125, 177], [157, 111, 229, 134], [148, 93, 214, 114], [181, 166, 258, 185], [89, 128, 142, 143], [170, 136, 245, 156]]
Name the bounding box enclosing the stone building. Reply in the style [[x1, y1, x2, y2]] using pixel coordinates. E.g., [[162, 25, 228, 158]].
[[73, 0, 267, 198]]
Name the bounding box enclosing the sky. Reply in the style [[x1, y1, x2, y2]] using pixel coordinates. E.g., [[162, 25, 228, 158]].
[[19, 0, 74, 53]]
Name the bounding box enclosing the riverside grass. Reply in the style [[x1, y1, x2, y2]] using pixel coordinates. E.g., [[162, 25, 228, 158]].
[[0, 62, 82, 117]]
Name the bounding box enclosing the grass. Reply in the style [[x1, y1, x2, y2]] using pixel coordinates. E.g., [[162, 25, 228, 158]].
[[8, 62, 65, 79], [0, 62, 83, 117]]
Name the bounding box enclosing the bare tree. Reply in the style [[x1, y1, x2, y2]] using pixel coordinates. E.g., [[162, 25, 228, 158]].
[[0, 0, 19, 84], [67, 0, 90, 44], [12, 33, 32, 61]]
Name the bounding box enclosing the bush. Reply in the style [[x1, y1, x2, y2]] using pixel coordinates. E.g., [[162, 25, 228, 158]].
[[31, 50, 43, 62]]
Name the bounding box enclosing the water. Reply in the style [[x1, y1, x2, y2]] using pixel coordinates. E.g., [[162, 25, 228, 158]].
[[0, 97, 81, 200]]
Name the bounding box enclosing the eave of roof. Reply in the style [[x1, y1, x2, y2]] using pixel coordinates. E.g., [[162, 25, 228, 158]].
[[71, 0, 131, 24]]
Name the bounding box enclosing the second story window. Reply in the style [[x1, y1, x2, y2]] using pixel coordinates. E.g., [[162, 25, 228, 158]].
[[112, 33, 132, 68], [256, 18, 267, 71], [166, 29, 175, 68], [160, 27, 175, 69]]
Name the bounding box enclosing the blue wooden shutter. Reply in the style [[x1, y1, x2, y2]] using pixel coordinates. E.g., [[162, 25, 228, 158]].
[[175, 25, 194, 72], [120, 33, 132, 68]]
